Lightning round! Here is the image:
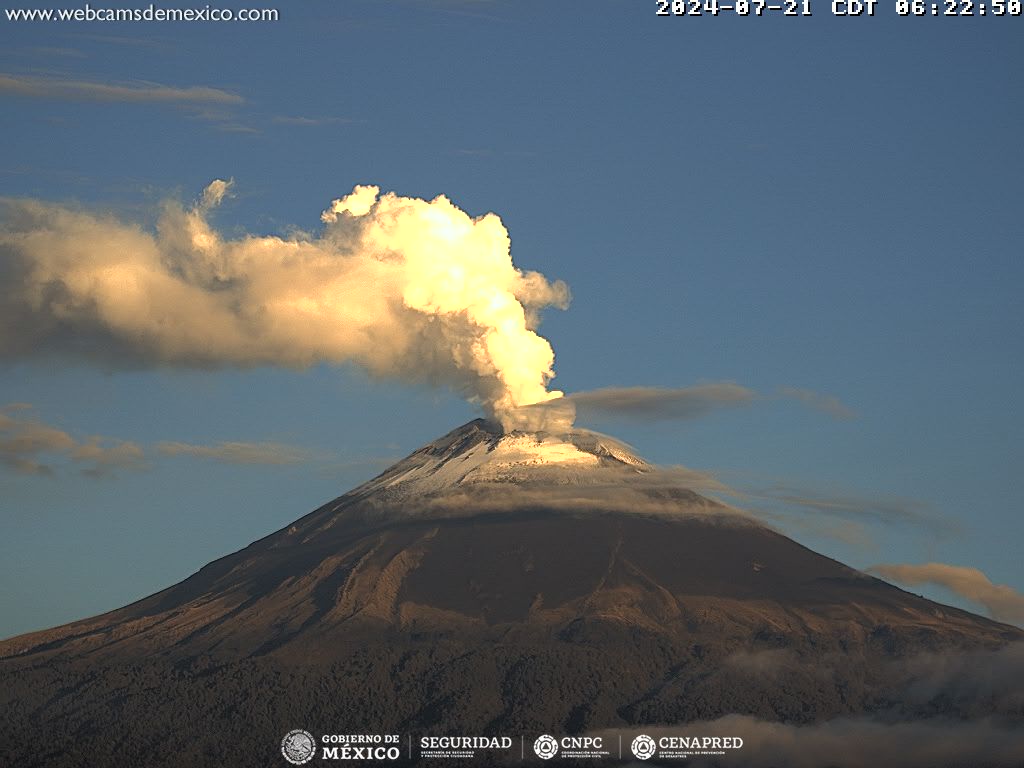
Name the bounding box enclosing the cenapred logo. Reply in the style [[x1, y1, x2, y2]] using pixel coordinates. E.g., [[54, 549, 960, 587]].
[[631, 734, 657, 761], [533, 734, 559, 760], [630, 733, 655, 765], [281, 729, 316, 765]]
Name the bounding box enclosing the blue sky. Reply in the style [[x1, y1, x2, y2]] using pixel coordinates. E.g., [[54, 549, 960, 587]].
[[1, 1, 1022, 638]]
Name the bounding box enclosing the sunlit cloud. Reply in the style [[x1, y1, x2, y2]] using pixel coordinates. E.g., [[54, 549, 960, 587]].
[[0, 403, 328, 477], [870, 562, 1024, 626], [71, 438, 147, 478], [0, 181, 569, 431], [0, 408, 74, 475], [0, 405, 145, 477]]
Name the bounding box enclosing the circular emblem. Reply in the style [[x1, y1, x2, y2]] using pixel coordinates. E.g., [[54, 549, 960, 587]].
[[534, 734, 559, 760], [281, 729, 316, 765], [631, 734, 657, 761]]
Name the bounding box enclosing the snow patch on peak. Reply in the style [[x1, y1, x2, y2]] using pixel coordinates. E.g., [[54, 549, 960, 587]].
[[492, 433, 601, 466], [354, 419, 649, 500], [287, 419, 734, 537]]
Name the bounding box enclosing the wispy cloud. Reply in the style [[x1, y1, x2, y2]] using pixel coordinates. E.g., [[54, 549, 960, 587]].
[[156, 440, 316, 466], [0, 404, 323, 476], [71, 438, 147, 478], [757, 512, 876, 550], [0, 407, 74, 475], [271, 115, 356, 127], [753, 485, 937, 528], [19, 46, 87, 59], [699, 477, 952, 551], [0, 404, 145, 477], [0, 73, 242, 105], [778, 386, 856, 420], [560, 382, 855, 426], [870, 562, 1024, 626], [213, 122, 259, 135], [567, 383, 756, 423], [68, 33, 176, 51], [738, 483, 957, 552]]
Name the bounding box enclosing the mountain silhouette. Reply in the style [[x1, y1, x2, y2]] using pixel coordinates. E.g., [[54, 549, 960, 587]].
[[2, 420, 1020, 767]]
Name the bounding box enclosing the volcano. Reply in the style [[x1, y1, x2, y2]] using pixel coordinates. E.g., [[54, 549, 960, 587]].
[[2, 420, 1021, 767]]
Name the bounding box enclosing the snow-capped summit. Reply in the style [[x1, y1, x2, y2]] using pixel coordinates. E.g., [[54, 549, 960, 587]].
[[282, 418, 717, 535], [357, 418, 649, 495]]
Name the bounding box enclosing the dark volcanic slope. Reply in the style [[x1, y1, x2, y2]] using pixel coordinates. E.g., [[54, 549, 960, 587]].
[[3, 512, 1015, 662], [2, 511, 1021, 767], [2, 421, 1022, 767]]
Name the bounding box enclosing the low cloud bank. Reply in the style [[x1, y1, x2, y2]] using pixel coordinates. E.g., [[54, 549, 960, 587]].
[[606, 714, 1024, 767], [600, 643, 1024, 767]]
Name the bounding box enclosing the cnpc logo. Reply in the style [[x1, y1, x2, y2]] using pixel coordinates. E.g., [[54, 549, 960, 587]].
[[533, 735, 604, 760], [533, 735, 559, 760]]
